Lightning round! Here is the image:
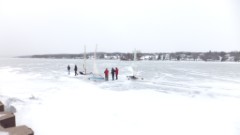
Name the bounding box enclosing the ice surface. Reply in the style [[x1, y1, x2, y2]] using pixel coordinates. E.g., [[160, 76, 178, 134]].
[[0, 58, 240, 135], [0, 132, 9, 135]]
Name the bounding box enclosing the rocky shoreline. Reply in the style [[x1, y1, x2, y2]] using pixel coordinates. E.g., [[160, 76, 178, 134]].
[[0, 101, 34, 135]]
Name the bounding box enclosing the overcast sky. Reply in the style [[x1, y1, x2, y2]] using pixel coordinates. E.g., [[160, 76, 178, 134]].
[[0, 0, 239, 56]]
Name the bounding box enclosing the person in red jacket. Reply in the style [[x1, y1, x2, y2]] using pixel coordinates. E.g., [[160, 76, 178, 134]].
[[115, 67, 119, 80], [104, 68, 109, 81]]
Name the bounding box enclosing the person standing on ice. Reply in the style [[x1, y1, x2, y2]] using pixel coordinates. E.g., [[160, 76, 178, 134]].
[[74, 65, 78, 76], [111, 67, 115, 81], [67, 65, 71, 75], [115, 67, 119, 80], [104, 68, 109, 81]]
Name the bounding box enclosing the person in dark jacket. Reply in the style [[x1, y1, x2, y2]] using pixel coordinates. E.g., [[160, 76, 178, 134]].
[[104, 68, 109, 81], [74, 65, 78, 76], [111, 67, 115, 81], [115, 67, 119, 80], [67, 65, 70, 75]]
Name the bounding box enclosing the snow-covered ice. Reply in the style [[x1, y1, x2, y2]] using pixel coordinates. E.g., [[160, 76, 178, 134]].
[[0, 58, 240, 135]]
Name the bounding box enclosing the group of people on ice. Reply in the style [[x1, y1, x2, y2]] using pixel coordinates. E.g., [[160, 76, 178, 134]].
[[67, 65, 119, 81], [67, 65, 79, 76], [104, 67, 118, 81]]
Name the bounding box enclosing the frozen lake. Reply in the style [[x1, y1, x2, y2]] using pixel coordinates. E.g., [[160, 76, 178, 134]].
[[0, 58, 240, 135]]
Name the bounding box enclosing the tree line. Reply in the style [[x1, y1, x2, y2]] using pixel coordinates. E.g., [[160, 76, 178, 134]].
[[20, 51, 240, 62]]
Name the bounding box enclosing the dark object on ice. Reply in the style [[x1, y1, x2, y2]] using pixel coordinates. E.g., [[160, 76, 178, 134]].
[[127, 76, 144, 80], [79, 71, 84, 75], [127, 75, 138, 80], [79, 71, 92, 75], [74, 65, 78, 76], [67, 65, 70, 75], [111, 68, 115, 81], [115, 67, 119, 80]]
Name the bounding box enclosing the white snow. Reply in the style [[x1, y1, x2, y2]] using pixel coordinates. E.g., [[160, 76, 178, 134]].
[[0, 132, 9, 135], [16, 84, 240, 135]]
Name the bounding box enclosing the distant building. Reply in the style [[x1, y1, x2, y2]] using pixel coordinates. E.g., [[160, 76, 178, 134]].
[[165, 54, 170, 60]]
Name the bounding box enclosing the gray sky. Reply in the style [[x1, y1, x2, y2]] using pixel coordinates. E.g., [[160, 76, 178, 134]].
[[0, 0, 239, 56]]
